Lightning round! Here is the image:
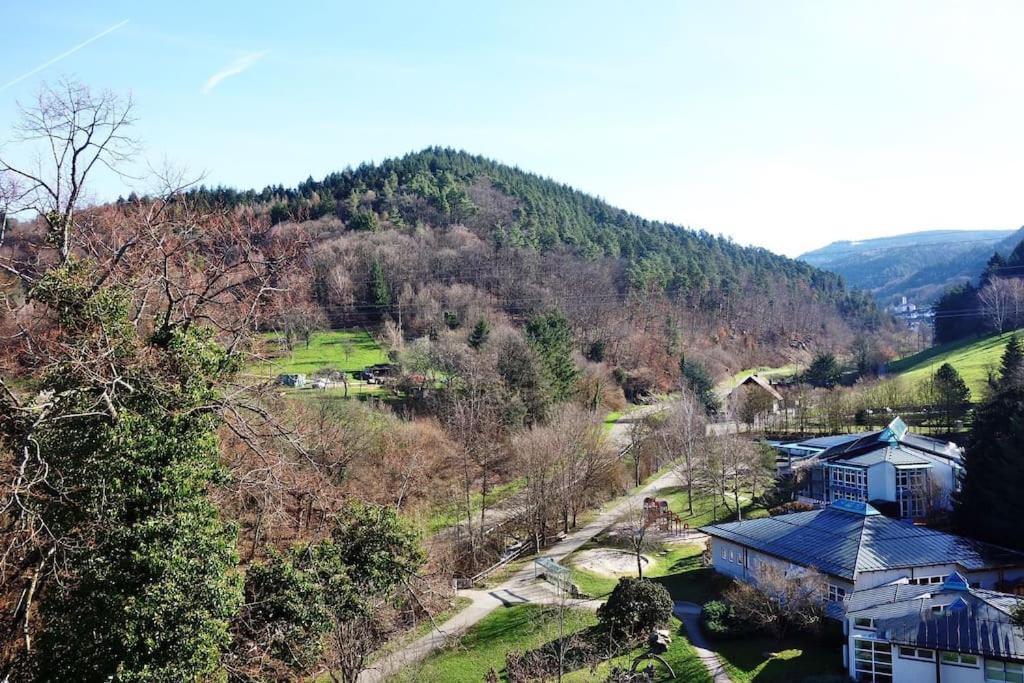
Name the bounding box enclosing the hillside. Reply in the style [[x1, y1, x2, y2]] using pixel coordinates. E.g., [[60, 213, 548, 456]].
[[800, 228, 1024, 305], [886, 328, 1022, 399], [191, 148, 884, 371]]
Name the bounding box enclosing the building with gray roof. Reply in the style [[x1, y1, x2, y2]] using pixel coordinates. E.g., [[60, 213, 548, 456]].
[[701, 501, 1024, 616], [844, 572, 1024, 682], [772, 417, 964, 520]]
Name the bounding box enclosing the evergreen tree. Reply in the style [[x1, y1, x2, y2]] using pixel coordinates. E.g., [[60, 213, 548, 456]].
[[369, 260, 391, 313], [468, 317, 491, 350], [955, 337, 1024, 550], [804, 352, 842, 388], [679, 356, 720, 415], [981, 252, 1008, 287], [1000, 334, 1024, 390], [933, 284, 982, 344], [932, 363, 971, 432], [524, 311, 579, 402], [954, 384, 1024, 550]]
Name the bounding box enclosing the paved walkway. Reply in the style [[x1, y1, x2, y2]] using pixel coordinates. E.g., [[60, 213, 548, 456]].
[[673, 602, 733, 683], [358, 403, 736, 682], [358, 461, 685, 682]]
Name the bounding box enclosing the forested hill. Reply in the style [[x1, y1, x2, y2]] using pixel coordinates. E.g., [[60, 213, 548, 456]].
[[801, 228, 1024, 305], [190, 148, 880, 332]]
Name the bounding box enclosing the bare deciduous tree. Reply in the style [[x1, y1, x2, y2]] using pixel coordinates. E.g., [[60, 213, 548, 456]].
[[0, 80, 136, 266], [661, 390, 708, 515], [724, 563, 827, 640]]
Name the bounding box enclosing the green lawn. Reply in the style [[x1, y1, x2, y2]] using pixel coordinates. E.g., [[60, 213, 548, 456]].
[[396, 604, 710, 682], [715, 635, 843, 683], [886, 328, 1023, 399], [393, 604, 596, 682], [252, 328, 389, 377], [659, 487, 769, 529]]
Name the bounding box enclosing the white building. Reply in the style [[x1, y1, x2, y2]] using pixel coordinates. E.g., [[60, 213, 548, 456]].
[[775, 418, 964, 520], [701, 500, 1024, 614], [845, 572, 1024, 683]]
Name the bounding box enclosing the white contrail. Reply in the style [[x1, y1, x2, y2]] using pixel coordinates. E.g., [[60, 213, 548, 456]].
[[202, 50, 269, 94], [0, 19, 130, 93]]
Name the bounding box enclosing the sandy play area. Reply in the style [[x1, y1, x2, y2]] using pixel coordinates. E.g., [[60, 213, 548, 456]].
[[572, 548, 653, 576]]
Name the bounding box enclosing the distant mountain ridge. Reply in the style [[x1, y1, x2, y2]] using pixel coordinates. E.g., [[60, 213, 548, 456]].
[[799, 227, 1024, 305]]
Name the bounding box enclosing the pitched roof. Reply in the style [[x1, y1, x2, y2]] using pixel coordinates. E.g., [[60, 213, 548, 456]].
[[701, 502, 1024, 581], [778, 417, 963, 470], [735, 374, 783, 401], [848, 573, 1024, 660]]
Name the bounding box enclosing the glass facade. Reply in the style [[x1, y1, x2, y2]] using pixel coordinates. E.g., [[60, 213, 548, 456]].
[[854, 638, 892, 682], [829, 465, 867, 503], [896, 467, 928, 519]]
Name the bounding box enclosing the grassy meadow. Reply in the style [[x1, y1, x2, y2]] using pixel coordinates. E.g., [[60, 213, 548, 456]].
[[887, 328, 1023, 399]]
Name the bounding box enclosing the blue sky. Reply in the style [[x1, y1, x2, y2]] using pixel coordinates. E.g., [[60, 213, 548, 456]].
[[2, 1, 1023, 256]]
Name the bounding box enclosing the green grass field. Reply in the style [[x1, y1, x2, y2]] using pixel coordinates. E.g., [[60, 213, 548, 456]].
[[715, 636, 843, 683], [253, 329, 389, 377], [396, 604, 711, 682], [887, 328, 1023, 399]]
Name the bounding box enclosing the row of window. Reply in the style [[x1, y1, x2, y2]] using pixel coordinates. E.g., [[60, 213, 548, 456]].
[[853, 638, 1022, 683], [896, 467, 928, 518], [829, 465, 868, 504]]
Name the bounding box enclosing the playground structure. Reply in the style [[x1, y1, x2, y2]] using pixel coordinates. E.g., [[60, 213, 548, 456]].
[[642, 497, 686, 534]]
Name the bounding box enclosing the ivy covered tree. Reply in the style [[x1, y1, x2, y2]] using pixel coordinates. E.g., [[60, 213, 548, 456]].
[[0, 82, 293, 680], [525, 311, 579, 403], [231, 502, 423, 681], [25, 270, 243, 682]]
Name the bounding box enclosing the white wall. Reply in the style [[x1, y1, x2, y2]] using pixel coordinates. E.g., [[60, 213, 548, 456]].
[[868, 462, 896, 502], [858, 565, 1024, 591], [891, 647, 937, 682], [939, 660, 985, 683]]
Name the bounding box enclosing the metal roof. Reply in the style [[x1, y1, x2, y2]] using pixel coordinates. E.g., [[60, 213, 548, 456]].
[[701, 505, 1024, 581], [848, 574, 1024, 660], [836, 445, 933, 468]]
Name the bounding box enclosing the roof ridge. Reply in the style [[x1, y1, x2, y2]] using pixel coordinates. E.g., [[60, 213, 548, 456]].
[[852, 510, 871, 579]]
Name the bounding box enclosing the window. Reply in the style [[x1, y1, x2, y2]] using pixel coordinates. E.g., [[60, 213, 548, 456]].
[[829, 465, 868, 503], [942, 652, 979, 667], [986, 660, 1024, 683], [729, 550, 738, 563], [896, 467, 928, 519], [828, 584, 847, 602], [854, 638, 892, 682], [898, 646, 935, 661], [909, 575, 944, 585], [854, 617, 875, 630], [720, 546, 727, 560]]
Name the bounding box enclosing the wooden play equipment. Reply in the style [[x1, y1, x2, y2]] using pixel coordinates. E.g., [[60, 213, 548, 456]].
[[642, 497, 685, 534]]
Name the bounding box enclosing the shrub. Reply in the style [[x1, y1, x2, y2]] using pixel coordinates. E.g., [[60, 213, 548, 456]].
[[768, 501, 817, 517], [701, 599, 753, 639], [596, 578, 673, 637]]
